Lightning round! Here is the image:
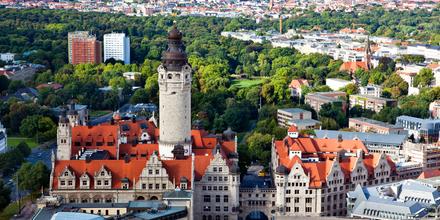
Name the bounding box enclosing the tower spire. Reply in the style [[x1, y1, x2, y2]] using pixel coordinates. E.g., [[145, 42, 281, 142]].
[[161, 25, 188, 72], [365, 35, 372, 70]]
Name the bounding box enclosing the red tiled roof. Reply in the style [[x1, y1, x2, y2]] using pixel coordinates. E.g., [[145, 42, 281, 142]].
[[340, 61, 368, 73], [418, 169, 440, 179], [289, 79, 309, 89]]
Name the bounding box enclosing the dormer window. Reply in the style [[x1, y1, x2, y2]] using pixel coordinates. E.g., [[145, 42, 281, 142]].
[[96, 142, 103, 146], [101, 171, 105, 176], [74, 142, 81, 146], [107, 141, 114, 146], [64, 172, 69, 176], [181, 183, 187, 189]]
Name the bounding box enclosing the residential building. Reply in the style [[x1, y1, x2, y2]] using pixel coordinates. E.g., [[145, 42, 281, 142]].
[[68, 31, 90, 64], [270, 125, 397, 217], [347, 179, 440, 219], [50, 28, 240, 220], [314, 130, 407, 159], [0, 53, 15, 62], [395, 115, 440, 142], [402, 142, 440, 171], [277, 108, 320, 130], [288, 79, 309, 97], [430, 100, 440, 119], [68, 31, 102, 65], [103, 33, 130, 64], [0, 122, 7, 153], [325, 78, 352, 91], [359, 84, 381, 97], [349, 117, 406, 135], [407, 44, 440, 61], [349, 94, 397, 113], [304, 91, 347, 113]]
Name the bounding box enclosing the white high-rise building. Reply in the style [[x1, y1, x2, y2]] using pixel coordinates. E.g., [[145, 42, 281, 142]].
[[103, 33, 130, 64]]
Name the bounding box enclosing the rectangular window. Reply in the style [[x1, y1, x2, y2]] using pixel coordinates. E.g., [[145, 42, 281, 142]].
[[224, 186, 228, 191], [142, 184, 146, 189], [155, 184, 159, 189], [219, 167, 222, 172], [306, 207, 312, 212], [82, 181, 87, 185], [149, 184, 153, 189], [204, 195, 211, 202], [97, 180, 102, 185], [104, 180, 109, 185], [203, 206, 211, 211], [216, 206, 220, 212], [216, 195, 220, 202], [148, 169, 152, 175], [224, 206, 228, 212], [286, 198, 291, 203], [162, 184, 166, 189], [224, 195, 228, 203], [60, 180, 65, 185], [306, 198, 312, 203], [294, 207, 299, 212], [155, 170, 159, 175]]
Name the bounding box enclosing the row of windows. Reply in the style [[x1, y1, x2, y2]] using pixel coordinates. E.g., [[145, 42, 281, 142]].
[[241, 193, 275, 198], [207, 176, 228, 181], [202, 185, 228, 191], [285, 197, 312, 203], [203, 206, 229, 212], [202, 215, 228, 220], [141, 183, 167, 190], [203, 195, 228, 203]]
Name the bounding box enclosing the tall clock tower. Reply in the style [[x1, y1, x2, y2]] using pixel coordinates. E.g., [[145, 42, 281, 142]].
[[158, 26, 192, 159]]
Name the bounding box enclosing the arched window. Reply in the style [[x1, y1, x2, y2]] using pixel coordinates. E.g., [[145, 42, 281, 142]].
[[168, 74, 172, 79], [176, 74, 181, 79]]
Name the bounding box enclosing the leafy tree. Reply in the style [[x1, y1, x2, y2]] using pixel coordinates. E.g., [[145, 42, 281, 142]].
[[130, 89, 149, 104], [0, 75, 10, 94], [15, 162, 49, 192], [7, 80, 25, 93], [19, 115, 56, 142], [246, 132, 272, 163], [341, 83, 358, 95], [413, 68, 434, 87], [0, 180, 11, 211], [320, 117, 339, 130], [319, 103, 347, 128], [382, 73, 408, 98]]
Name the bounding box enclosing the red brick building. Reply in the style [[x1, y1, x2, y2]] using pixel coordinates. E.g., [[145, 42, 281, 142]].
[[69, 33, 102, 65]]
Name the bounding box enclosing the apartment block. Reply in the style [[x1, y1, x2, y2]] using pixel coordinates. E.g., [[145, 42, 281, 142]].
[[349, 94, 397, 113], [304, 91, 347, 113], [349, 117, 406, 135], [103, 33, 130, 64], [277, 108, 320, 130], [68, 31, 102, 65]]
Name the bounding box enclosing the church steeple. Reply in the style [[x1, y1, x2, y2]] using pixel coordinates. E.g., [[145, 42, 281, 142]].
[[365, 35, 372, 70]]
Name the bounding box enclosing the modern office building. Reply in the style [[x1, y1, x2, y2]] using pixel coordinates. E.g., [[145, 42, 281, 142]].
[[68, 31, 102, 65], [304, 91, 347, 113], [349, 117, 406, 135], [103, 33, 130, 64], [402, 142, 440, 171], [349, 94, 397, 113], [395, 115, 440, 142], [347, 179, 440, 219]]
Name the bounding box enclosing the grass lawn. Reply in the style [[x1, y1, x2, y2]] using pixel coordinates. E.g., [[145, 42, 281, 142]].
[[230, 78, 264, 89], [7, 136, 39, 149], [89, 110, 112, 118]]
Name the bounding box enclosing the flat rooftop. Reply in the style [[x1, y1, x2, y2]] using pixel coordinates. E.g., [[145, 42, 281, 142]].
[[350, 117, 402, 129], [278, 108, 310, 114]]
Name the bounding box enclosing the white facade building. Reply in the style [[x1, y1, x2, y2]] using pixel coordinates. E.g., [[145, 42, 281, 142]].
[[0, 53, 15, 62], [103, 33, 130, 64], [326, 78, 352, 91], [0, 122, 7, 153]]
